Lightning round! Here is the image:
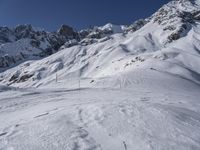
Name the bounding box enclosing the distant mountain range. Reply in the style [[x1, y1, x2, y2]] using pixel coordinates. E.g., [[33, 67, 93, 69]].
[[0, 0, 200, 87]]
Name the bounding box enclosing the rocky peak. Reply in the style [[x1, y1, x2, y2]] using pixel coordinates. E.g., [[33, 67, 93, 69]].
[[1, 0, 200, 70], [152, 0, 199, 23], [0, 27, 14, 44], [150, 0, 200, 43], [125, 19, 148, 33], [15, 24, 33, 33], [57, 24, 76, 37], [14, 24, 37, 39], [0, 24, 81, 69]]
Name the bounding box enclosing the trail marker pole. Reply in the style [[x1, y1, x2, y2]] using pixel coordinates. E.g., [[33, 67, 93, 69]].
[[56, 73, 58, 83], [55, 68, 58, 83], [78, 78, 81, 90], [119, 75, 122, 89]]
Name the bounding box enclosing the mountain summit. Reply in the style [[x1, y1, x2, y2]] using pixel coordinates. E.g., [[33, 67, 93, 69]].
[[0, 0, 200, 86]]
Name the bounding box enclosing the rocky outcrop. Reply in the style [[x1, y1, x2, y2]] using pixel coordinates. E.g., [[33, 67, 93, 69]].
[[124, 19, 148, 33], [0, 27, 15, 44], [0, 24, 79, 69], [58, 25, 77, 37], [60, 39, 78, 50], [151, 0, 200, 43]]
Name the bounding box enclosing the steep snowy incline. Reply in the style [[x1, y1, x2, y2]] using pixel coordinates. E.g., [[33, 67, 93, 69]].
[[0, 23, 163, 87], [1, 19, 200, 87]]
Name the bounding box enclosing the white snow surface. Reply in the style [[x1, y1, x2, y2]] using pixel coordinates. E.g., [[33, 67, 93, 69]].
[[0, 39, 45, 56], [0, 71, 200, 150], [99, 23, 124, 33], [0, 0, 200, 149]]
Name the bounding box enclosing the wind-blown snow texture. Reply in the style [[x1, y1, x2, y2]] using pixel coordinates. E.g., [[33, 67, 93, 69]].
[[0, 0, 200, 149]]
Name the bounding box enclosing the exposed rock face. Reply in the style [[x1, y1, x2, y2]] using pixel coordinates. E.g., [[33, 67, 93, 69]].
[[58, 25, 76, 37], [0, 27, 15, 44], [79, 26, 113, 40], [0, 53, 24, 68], [0, 24, 78, 69], [15, 24, 35, 39], [151, 0, 200, 43], [59, 39, 78, 50], [77, 24, 124, 45], [125, 19, 148, 33]]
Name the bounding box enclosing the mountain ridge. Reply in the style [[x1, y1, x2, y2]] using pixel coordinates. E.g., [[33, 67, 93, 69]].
[[0, 0, 200, 87]]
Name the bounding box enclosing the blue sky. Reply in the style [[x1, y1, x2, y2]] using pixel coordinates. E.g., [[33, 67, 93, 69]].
[[0, 0, 170, 31]]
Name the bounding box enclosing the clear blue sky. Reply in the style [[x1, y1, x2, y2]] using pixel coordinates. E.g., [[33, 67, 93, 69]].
[[0, 0, 170, 31]]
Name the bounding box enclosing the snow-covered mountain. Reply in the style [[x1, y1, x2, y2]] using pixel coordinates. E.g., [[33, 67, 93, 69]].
[[1, 0, 200, 150], [0, 24, 79, 69], [1, 0, 200, 87], [0, 23, 129, 70]]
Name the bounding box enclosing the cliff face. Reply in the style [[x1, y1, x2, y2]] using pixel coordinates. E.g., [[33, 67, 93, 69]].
[[0, 24, 78, 69], [150, 0, 200, 42]]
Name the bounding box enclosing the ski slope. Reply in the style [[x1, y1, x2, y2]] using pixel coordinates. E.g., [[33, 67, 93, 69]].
[[0, 70, 200, 150]]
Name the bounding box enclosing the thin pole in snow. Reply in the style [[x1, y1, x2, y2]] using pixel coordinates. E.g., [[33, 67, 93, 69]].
[[78, 78, 81, 101], [119, 75, 122, 89], [56, 73, 58, 83], [123, 141, 127, 150], [55, 68, 58, 83], [78, 78, 81, 90]]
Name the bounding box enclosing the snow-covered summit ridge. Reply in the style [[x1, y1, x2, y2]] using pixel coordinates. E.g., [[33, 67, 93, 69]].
[[149, 0, 200, 42], [99, 23, 124, 33], [0, 22, 138, 69], [3, 0, 200, 70], [1, 0, 200, 87]]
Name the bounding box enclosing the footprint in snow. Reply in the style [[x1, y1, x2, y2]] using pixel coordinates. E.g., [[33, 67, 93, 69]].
[[77, 105, 105, 126], [69, 127, 102, 150], [118, 104, 135, 117]]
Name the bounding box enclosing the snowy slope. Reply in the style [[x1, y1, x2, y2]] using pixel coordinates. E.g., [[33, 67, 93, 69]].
[[1, 20, 200, 87], [0, 0, 200, 150], [99, 23, 124, 33], [0, 69, 200, 150]]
